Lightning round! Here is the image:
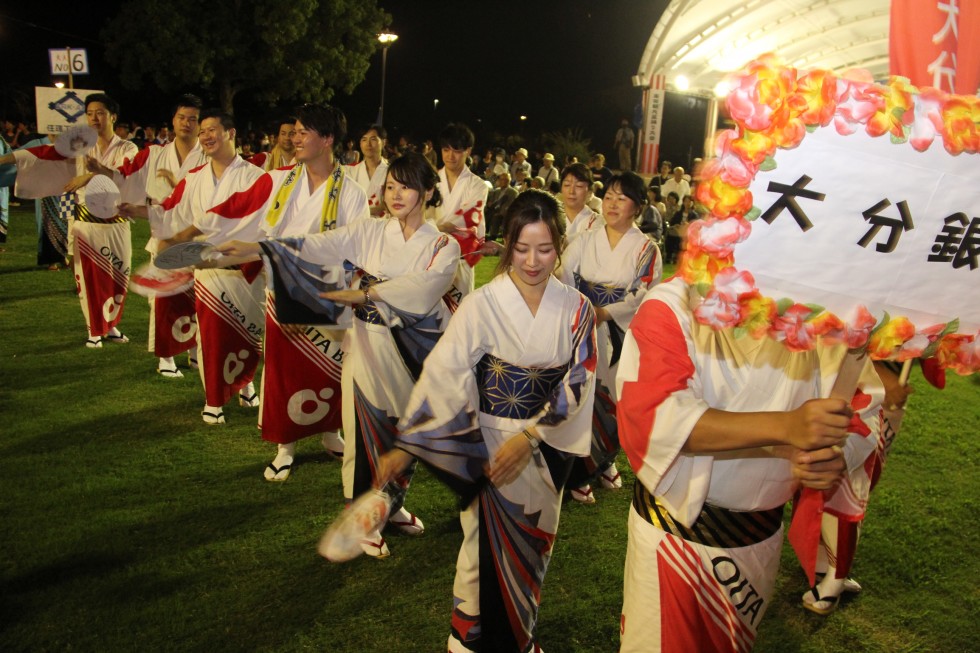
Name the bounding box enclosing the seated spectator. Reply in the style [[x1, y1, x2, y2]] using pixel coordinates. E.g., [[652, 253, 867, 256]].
[[636, 187, 664, 241], [589, 153, 613, 197]]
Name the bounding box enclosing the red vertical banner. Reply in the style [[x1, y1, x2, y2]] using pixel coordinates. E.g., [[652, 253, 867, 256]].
[[890, 0, 980, 95]]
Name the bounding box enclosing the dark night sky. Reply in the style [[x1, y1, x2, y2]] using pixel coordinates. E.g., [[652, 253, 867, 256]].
[[1, 1, 683, 158]]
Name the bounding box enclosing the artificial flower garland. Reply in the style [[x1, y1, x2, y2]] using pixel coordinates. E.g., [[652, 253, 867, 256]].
[[684, 54, 980, 375]]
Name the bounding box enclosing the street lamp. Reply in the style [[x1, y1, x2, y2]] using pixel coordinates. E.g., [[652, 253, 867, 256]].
[[377, 30, 398, 126]]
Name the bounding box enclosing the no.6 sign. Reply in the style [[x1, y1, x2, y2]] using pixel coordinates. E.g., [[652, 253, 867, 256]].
[[49, 49, 89, 75]]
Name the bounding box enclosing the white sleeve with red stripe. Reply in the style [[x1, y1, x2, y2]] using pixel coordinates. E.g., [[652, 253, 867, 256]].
[[372, 228, 461, 319], [150, 174, 191, 240], [12, 145, 76, 198], [616, 280, 713, 527], [115, 144, 163, 204]]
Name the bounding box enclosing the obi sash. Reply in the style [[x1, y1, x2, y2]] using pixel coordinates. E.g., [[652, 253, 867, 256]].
[[575, 275, 626, 367], [75, 201, 127, 224], [476, 353, 569, 420], [632, 481, 784, 549], [574, 275, 626, 307]]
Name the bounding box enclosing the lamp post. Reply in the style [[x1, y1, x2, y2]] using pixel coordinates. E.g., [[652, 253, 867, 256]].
[[377, 30, 398, 126]]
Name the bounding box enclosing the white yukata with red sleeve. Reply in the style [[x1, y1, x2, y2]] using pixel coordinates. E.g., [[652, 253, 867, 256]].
[[116, 140, 207, 358], [13, 136, 138, 339], [248, 163, 368, 449], [616, 278, 882, 653], [434, 165, 488, 308], [344, 158, 388, 216], [159, 156, 265, 409]]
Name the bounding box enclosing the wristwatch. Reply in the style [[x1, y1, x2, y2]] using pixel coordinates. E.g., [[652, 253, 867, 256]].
[[522, 429, 539, 450]]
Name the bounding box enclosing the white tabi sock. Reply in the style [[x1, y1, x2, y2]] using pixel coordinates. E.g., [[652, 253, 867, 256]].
[[321, 431, 345, 456]]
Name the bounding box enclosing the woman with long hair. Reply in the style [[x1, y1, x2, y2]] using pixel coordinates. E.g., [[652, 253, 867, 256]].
[[218, 152, 460, 556], [379, 190, 598, 653]]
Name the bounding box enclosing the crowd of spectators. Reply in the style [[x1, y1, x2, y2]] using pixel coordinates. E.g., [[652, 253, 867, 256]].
[[2, 110, 708, 262]]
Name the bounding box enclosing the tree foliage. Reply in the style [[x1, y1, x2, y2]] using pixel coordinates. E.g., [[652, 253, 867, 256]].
[[103, 0, 389, 114], [541, 128, 593, 167]]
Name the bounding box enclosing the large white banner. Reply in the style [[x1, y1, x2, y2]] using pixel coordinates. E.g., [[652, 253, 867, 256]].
[[685, 55, 979, 372], [737, 125, 980, 332], [35, 87, 103, 136]]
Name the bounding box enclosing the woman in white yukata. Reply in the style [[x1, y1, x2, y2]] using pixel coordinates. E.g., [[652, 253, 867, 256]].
[[378, 190, 598, 653], [559, 162, 602, 242], [559, 171, 662, 504], [218, 152, 460, 556]]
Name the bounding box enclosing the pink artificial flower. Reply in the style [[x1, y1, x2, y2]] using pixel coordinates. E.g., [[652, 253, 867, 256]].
[[687, 216, 752, 258], [712, 131, 759, 187], [909, 88, 945, 152], [810, 311, 845, 339], [770, 303, 818, 352], [896, 322, 947, 361], [694, 291, 742, 329], [834, 77, 883, 135], [823, 305, 878, 349], [712, 266, 756, 303], [727, 55, 797, 132]]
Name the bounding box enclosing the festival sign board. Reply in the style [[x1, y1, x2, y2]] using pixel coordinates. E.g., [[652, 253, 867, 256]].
[[685, 55, 980, 375], [34, 87, 103, 136], [48, 48, 89, 76]]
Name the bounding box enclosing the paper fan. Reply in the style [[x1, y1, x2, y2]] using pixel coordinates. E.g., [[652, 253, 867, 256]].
[[130, 262, 195, 298], [317, 488, 393, 562], [54, 125, 97, 158], [84, 174, 120, 219], [154, 241, 217, 270]]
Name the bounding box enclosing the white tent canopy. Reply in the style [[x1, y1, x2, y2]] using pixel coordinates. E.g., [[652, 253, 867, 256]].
[[637, 0, 891, 94]]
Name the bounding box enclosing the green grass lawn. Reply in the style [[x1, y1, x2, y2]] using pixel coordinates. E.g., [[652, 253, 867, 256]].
[[0, 207, 977, 652]]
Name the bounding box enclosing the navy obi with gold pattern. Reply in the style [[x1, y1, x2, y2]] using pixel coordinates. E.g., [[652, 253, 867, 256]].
[[354, 271, 384, 325], [575, 275, 626, 308], [476, 353, 568, 420]]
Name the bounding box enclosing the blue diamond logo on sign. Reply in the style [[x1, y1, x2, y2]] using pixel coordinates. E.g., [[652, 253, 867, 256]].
[[48, 91, 86, 124]]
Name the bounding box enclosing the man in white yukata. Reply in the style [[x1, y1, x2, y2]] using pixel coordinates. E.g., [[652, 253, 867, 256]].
[[343, 123, 388, 217], [2, 93, 139, 348], [121, 109, 265, 425], [260, 118, 297, 171], [615, 278, 884, 652], [432, 123, 488, 309], [207, 103, 369, 481], [90, 94, 207, 378]]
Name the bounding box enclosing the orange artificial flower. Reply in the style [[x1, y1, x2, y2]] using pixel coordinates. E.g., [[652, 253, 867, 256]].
[[866, 77, 914, 139], [695, 175, 753, 219], [867, 316, 916, 359], [791, 69, 838, 127], [738, 292, 776, 339]]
